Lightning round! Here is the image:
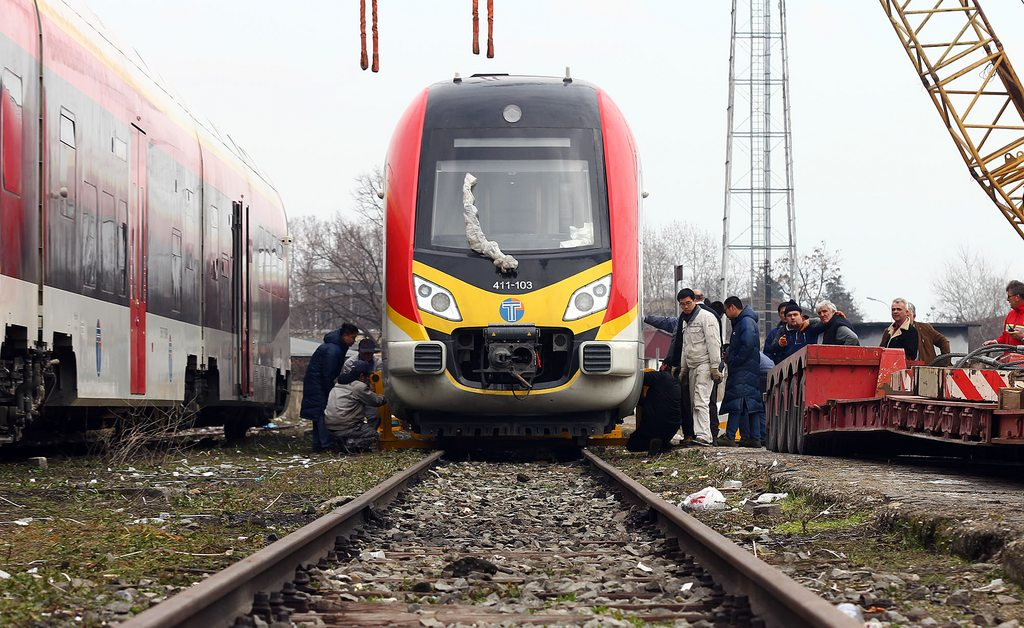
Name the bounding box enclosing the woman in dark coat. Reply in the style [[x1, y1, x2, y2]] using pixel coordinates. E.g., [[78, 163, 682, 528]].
[[719, 298, 765, 447]]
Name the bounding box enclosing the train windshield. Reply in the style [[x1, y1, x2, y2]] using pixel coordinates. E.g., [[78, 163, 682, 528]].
[[423, 133, 606, 253]]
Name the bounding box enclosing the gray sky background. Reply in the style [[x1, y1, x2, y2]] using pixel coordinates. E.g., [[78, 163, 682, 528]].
[[84, 0, 1024, 323]]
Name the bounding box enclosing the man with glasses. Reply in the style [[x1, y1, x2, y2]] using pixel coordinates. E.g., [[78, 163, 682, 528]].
[[984, 280, 1024, 347]]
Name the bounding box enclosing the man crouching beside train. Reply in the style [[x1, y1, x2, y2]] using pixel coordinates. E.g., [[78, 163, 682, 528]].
[[661, 289, 723, 447], [324, 361, 386, 453]]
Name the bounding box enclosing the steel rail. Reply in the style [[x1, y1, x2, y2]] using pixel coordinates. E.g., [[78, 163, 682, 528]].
[[123, 451, 444, 628], [582, 449, 859, 628]]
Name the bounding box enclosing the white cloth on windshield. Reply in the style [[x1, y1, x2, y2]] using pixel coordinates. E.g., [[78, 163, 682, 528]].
[[559, 222, 594, 248], [463, 173, 518, 272]]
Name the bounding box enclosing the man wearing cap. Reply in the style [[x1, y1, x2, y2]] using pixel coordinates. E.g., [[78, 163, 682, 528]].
[[765, 302, 811, 364], [324, 360, 386, 452], [341, 337, 383, 383]]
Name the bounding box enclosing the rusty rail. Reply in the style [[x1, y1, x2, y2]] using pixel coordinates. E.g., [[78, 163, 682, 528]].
[[123, 451, 444, 628], [582, 449, 859, 628]]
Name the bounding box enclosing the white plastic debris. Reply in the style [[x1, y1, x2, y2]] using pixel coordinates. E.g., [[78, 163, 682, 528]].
[[635, 562, 653, 573], [834, 602, 864, 621], [678, 487, 727, 511], [0, 570, 10, 579], [559, 222, 594, 248], [13, 518, 32, 526], [754, 492, 788, 504], [721, 480, 743, 489], [362, 550, 386, 560], [680, 582, 694, 592], [974, 578, 1007, 593], [462, 174, 518, 272]]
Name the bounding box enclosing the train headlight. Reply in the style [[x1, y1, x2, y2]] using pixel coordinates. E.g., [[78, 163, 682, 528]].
[[563, 275, 612, 321], [413, 275, 462, 321]]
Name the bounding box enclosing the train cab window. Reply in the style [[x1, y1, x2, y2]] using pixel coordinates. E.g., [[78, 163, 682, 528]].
[[81, 182, 98, 287], [2, 69, 24, 196], [431, 157, 594, 251], [420, 130, 606, 254]]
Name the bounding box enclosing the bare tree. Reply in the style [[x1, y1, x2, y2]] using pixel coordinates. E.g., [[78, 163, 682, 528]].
[[930, 245, 1007, 323], [773, 241, 863, 321], [643, 220, 723, 316], [290, 169, 384, 337]]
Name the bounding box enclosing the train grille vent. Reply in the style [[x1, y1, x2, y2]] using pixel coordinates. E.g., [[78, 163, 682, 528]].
[[413, 343, 444, 373], [583, 344, 612, 373]]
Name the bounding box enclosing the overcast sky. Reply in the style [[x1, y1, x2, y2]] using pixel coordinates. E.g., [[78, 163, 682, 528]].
[[84, 0, 1024, 323]]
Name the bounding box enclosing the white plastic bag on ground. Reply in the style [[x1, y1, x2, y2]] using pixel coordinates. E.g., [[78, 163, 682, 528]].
[[754, 492, 788, 504], [678, 487, 727, 511]]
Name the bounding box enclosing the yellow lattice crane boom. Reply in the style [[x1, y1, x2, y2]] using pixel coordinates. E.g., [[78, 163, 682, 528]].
[[881, 0, 1024, 240]]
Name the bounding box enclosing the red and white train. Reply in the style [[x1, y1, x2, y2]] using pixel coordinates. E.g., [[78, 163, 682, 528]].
[[383, 75, 643, 439], [0, 0, 289, 444]]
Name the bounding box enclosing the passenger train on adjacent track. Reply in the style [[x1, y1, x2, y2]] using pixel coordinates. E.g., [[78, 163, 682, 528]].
[[383, 74, 643, 439], [0, 0, 289, 444]]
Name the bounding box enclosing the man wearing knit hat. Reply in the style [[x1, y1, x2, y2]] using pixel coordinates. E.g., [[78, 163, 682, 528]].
[[765, 302, 811, 364]]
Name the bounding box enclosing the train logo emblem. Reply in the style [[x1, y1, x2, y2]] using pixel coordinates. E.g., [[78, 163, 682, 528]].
[[500, 298, 524, 323]]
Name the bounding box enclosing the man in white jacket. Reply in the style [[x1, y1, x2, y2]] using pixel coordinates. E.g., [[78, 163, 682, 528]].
[[661, 288, 723, 446]]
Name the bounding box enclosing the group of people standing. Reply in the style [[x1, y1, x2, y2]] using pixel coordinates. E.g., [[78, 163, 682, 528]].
[[646, 290, 767, 448], [300, 322, 386, 452]]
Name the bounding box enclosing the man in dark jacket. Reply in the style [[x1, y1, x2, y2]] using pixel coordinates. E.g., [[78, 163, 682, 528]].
[[765, 303, 811, 364], [879, 298, 919, 360], [720, 297, 764, 447], [763, 301, 793, 355], [807, 300, 859, 346], [301, 323, 358, 450]]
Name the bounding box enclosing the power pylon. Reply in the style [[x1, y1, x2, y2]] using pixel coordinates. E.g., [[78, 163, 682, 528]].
[[720, 0, 798, 336]]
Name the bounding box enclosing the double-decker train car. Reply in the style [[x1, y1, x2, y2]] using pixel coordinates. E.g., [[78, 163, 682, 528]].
[[0, 0, 289, 444], [383, 75, 643, 439]]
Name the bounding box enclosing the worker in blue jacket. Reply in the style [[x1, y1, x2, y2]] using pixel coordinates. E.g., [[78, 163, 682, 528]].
[[719, 297, 765, 447], [300, 323, 358, 450], [765, 302, 811, 364]]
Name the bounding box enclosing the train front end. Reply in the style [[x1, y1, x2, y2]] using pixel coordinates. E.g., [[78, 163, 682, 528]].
[[384, 76, 642, 438]]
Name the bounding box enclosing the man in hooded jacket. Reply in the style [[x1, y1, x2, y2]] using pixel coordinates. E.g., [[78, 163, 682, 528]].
[[301, 323, 358, 450], [720, 297, 765, 447]]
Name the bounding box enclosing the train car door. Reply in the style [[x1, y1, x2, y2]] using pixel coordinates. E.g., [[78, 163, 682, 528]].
[[231, 200, 251, 397], [129, 126, 147, 394]]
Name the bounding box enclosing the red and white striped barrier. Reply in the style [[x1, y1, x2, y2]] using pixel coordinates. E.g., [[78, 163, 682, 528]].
[[890, 369, 915, 394], [942, 368, 1016, 402]]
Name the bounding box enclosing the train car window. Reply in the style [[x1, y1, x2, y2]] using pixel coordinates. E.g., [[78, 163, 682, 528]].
[[220, 252, 230, 279], [2, 69, 24, 196], [112, 137, 127, 161], [208, 204, 219, 279], [117, 199, 128, 296], [58, 111, 76, 220], [184, 189, 195, 271], [81, 182, 98, 287], [171, 229, 182, 312], [59, 111, 75, 149], [99, 191, 116, 294]]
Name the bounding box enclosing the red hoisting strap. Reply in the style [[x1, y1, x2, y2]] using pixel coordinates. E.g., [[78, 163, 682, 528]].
[[371, 0, 380, 72], [472, 0, 480, 55], [486, 0, 494, 58], [359, 0, 368, 70]]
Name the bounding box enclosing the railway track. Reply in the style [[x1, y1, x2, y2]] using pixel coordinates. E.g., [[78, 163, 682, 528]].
[[123, 450, 857, 628]]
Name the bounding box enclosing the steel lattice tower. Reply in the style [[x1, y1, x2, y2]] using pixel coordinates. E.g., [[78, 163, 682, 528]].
[[720, 0, 797, 336]]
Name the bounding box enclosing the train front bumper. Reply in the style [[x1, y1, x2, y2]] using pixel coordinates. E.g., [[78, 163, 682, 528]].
[[386, 339, 642, 417]]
